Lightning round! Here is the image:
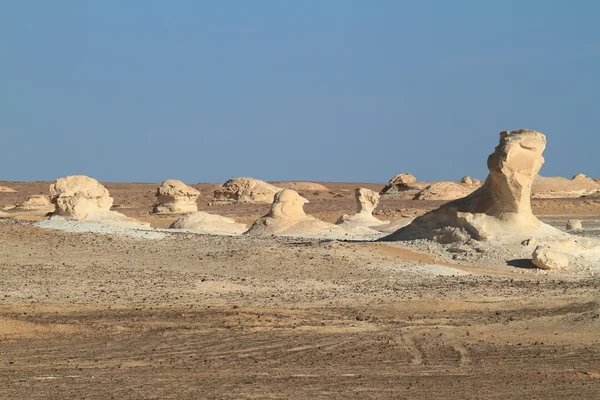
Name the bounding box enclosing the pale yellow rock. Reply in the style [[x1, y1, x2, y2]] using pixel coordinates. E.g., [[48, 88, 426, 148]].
[[214, 178, 282, 203], [413, 182, 478, 201], [49, 175, 113, 219], [13, 195, 54, 212], [461, 176, 473, 185], [383, 129, 562, 242], [336, 188, 388, 231], [49, 175, 145, 224], [532, 245, 570, 270], [153, 179, 200, 214], [0, 186, 16, 193], [566, 219, 582, 230], [245, 189, 346, 236], [169, 211, 247, 235], [380, 173, 429, 198], [274, 182, 329, 191], [532, 174, 600, 198]]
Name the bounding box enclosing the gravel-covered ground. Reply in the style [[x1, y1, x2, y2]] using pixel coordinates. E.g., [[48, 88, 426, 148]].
[[1, 217, 600, 399]]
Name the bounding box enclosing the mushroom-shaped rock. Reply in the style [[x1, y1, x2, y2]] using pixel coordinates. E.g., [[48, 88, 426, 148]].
[[383, 129, 563, 243], [49, 175, 113, 219], [532, 245, 570, 270], [566, 219, 582, 230], [153, 179, 200, 214], [170, 211, 247, 235], [214, 178, 282, 203], [13, 195, 54, 212], [413, 182, 479, 201], [336, 188, 388, 228], [245, 189, 346, 237]]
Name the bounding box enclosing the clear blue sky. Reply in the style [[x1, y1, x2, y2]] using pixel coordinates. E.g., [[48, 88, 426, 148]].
[[2, 1, 599, 183]]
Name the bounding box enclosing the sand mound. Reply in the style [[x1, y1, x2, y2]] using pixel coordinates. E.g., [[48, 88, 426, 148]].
[[214, 178, 282, 203], [274, 182, 329, 191], [532, 174, 600, 198], [153, 180, 200, 214], [0, 186, 16, 193], [170, 212, 247, 235], [245, 189, 347, 237]]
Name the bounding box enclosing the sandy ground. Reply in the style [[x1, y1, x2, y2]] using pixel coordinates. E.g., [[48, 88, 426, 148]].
[[1, 182, 600, 399]]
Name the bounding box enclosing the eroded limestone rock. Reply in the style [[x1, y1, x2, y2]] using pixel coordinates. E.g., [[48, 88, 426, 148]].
[[413, 182, 479, 201], [13, 195, 54, 212], [566, 219, 582, 230], [380, 173, 429, 198], [214, 178, 282, 204], [245, 189, 346, 237], [532, 245, 570, 270], [50, 175, 114, 219], [0, 186, 16, 193], [383, 130, 561, 242], [336, 188, 387, 229], [153, 179, 200, 214]]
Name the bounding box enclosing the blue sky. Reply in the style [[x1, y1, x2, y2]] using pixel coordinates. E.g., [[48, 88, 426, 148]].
[[1, 1, 599, 183]]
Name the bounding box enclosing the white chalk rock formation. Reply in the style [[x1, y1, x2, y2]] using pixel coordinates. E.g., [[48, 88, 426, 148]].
[[461, 176, 473, 185], [380, 173, 429, 198], [49, 175, 145, 224], [383, 129, 562, 243], [336, 188, 388, 228], [0, 186, 16, 193], [153, 179, 200, 214], [13, 195, 54, 212], [245, 189, 346, 237], [532, 245, 570, 270], [413, 181, 479, 201], [214, 178, 282, 203], [566, 219, 582, 230], [50, 175, 114, 219], [170, 211, 247, 235]]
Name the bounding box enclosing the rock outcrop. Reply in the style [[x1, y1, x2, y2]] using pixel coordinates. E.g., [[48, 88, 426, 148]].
[[532, 174, 600, 198], [0, 186, 16, 193], [380, 173, 429, 198], [383, 130, 561, 243], [413, 181, 479, 201], [274, 182, 329, 191], [153, 179, 200, 214], [49, 175, 144, 224], [170, 211, 247, 235], [532, 245, 570, 270], [336, 188, 387, 228], [245, 189, 346, 237], [566, 219, 582, 230], [214, 178, 282, 203], [50, 175, 114, 219], [13, 195, 54, 212]]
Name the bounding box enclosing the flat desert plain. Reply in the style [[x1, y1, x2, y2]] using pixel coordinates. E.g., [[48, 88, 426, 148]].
[[1, 181, 600, 399]]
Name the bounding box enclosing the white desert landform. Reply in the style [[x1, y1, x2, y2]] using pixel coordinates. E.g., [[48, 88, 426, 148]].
[[1, 129, 600, 398]]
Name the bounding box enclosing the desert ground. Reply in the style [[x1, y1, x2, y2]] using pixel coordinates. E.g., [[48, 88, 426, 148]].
[[1, 180, 600, 399]]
